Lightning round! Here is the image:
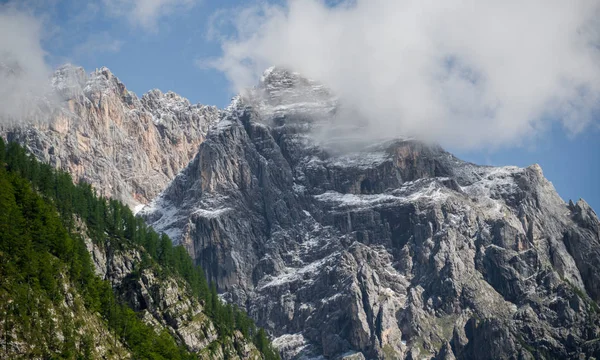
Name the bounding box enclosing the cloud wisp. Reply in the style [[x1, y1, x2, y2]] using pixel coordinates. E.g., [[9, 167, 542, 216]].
[[0, 6, 55, 124], [209, 0, 600, 149]]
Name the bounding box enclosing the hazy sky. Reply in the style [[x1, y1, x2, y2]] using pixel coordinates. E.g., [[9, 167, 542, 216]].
[[0, 0, 599, 210]]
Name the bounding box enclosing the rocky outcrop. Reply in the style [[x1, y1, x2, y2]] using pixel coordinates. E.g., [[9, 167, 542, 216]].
[[143, 68, 600, 359], [1, 64, 220, 209], [84, 236, 262, 359]]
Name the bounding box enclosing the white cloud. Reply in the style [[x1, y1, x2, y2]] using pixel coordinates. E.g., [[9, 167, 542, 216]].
[[0, 6, 54, 124], [103, 0, 199, 31], [209, 0, 600, 149]]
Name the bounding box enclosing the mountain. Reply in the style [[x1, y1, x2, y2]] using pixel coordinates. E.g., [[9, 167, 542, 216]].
[[142, 67, 600, 359], [1, 64, 220, 210], [0, 140, 277, 359]]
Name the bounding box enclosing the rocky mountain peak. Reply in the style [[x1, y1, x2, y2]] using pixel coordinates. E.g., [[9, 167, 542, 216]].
[[1, 64, 221, 208], [255, 66, 335, 106], [84, 66, 134, 104], [93, 65, 119, 84], [259, 66, 307, 90], [142, 68, 600, 359], [241, 67, 339, 145]]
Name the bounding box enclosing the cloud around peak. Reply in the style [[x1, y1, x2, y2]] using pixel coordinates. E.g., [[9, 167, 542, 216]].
[[208, 0, 600, 150]]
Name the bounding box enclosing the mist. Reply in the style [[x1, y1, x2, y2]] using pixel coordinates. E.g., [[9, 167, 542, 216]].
[[210, 0, 600, 150], [0, 7, 55, 126]]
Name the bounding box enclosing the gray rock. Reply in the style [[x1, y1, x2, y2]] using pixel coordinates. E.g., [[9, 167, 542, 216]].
[[85, 234, 261, 359], [144, 67, 600, 359]]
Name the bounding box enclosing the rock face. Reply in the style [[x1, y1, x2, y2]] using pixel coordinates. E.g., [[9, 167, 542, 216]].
[[1, 64, 220, 209], [84, 236, 262, 360], [142, 68, 600, 359]]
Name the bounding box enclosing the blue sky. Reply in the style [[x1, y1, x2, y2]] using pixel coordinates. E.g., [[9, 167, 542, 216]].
[[39, 0, 239, 108], [3, 0, 599, 211]]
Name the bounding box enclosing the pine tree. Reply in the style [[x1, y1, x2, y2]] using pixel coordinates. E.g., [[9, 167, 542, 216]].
[[0, 140, 281, 359]]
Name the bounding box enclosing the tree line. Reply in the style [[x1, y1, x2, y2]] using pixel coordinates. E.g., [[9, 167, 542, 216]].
[[0, 138, 279, 359]]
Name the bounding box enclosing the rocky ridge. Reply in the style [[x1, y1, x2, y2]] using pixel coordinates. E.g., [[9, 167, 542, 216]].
[[142, 68, 600, 359], [1, 64, 220, 209]]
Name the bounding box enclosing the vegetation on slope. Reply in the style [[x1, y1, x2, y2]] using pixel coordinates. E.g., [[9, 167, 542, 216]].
[[0, 138, 279, 359]]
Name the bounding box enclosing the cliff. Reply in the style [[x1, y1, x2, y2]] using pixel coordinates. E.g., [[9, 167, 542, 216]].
[[142, 68, 600, 359], [1, 64, 220, 209]]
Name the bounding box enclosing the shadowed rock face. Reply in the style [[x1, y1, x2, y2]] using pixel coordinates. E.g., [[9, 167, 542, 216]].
[[1, 64, 220, 209], [143, 67, 600, 359]]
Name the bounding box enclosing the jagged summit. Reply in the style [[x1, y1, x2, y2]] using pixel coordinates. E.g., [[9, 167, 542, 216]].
[[250, 66, 412, 155], [1, 64, 221, 208], [50, 65, 205, 114], [258, 66, 322, 91], [259, 66, 296, 87], [141, 68, 600, 359], [246, 66, 337, 123]]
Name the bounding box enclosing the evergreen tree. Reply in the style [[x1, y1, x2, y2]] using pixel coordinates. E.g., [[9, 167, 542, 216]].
[[0, 138, 280, 359]]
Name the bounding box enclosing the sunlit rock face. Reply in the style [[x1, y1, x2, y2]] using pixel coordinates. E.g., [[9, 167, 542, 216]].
[[1, 64, 220, 209]]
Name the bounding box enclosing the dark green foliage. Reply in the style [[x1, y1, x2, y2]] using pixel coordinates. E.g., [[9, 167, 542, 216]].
[[0, 138, 280, 359], [254, 329, 281, 360], [0, 143, 192, 359]]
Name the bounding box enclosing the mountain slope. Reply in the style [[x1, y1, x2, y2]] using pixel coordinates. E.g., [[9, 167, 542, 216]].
[[0, 139, 277, 359], [142, 68, 600, 359], [1, 64, 220, 209]]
